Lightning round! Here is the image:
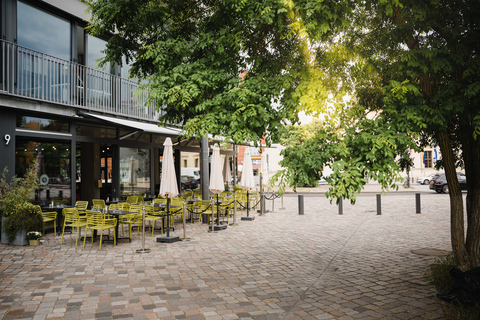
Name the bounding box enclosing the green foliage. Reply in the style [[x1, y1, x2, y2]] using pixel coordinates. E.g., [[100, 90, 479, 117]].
[[0, 164, 42, 243], [86, 0, 344, 145], [3, 203, 43, 243], [0, 164, 39, 217]]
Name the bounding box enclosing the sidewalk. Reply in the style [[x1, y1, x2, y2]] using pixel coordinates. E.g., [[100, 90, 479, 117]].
[[0, 193, 450, 319]]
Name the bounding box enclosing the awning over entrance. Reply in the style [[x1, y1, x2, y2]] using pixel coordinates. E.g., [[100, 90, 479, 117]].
[[78, 112, 182, 137]]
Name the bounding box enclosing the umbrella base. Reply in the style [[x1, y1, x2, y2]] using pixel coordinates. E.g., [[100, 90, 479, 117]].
[[156, 236, 180, 243], [241, 216, 255, 221], [257, 209, 270, 214], [209, 224, 227, 231]]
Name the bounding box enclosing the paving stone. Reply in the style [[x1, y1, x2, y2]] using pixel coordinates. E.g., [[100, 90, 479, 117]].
[[0, 191, 451, 319]]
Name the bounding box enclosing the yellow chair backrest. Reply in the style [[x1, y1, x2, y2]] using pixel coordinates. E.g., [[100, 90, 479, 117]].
[[126, 196, 138, 204], [75, 201, 89, 210], [92, 199, 106, 209]]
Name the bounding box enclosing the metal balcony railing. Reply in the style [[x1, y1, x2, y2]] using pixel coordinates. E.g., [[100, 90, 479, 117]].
[[0, 39, 163, 122]]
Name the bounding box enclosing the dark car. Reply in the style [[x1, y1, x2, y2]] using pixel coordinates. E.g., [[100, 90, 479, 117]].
[[429, 173, 467, 193], [181, 175, 198, 190]]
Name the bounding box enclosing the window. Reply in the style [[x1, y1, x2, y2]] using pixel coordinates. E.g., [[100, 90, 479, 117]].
[[17, 1, 72, 101], [17, 1, 71, 60], [424, 151, 432, 168], [194, 158, 199, 167], [87, 35, 111, 72], [15, 138, 71, 205], [120, 148, 150, 197], [184, 159, 188, 167], [16, 116, 69, 133]]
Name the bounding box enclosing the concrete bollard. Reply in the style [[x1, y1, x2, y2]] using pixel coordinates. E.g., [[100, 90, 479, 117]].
[[298, 195, 304, 215], [376, 194, 381, 215], [416, 193, 421, 214]]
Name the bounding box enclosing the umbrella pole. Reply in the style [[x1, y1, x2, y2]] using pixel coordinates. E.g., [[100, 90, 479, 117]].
[[166, 197, 171, 238], [216, 194, 220, 225], [157, 196, 180, 243], [247, 191, 249, 217]]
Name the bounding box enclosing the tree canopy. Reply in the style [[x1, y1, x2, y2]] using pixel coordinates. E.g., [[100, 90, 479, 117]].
[[87, 0, 352, 145], [279, 0, 480, 269], [88, 0, 480, 269]]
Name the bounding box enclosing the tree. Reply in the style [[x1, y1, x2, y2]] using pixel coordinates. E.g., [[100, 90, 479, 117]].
[[274, 119, 328, 188], [86, 0, 351, 145], [87, 0, 480, 269], [281, 0, 480, 270]]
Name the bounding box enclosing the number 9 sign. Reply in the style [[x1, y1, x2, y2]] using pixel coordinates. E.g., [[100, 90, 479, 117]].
[[4, 134, 11, 146]]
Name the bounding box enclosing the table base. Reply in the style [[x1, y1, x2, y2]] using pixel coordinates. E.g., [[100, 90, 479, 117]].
[[156, 236, 180, 243], [241, 216, 255, 221], [209, 224, 227, 231]]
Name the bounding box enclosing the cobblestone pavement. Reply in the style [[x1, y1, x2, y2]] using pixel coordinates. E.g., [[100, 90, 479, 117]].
[[0, 190, 454, 320]]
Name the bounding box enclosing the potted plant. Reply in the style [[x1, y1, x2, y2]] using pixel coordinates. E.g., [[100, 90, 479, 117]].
[[0, 163, 43, 245], [26, 231, 42, 246]]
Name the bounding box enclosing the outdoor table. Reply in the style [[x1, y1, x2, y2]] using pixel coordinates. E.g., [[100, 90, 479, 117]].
[[40, 205, 73, 236], [102, 209, 135, 243]]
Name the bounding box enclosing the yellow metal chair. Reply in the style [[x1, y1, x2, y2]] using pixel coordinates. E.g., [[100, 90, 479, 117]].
[[83, 210, 117, 249], [61, 208, 87, 246], [197, 200, 214, 226], [144, 205, 163, 236], [37, 206, 57, 236], [126, 196, 138, 205], [92, 199, 106, 210], [75, 201, 89, 211]]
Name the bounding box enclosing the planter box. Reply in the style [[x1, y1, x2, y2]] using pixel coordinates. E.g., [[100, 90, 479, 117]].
[[1, 217, 28, 246]]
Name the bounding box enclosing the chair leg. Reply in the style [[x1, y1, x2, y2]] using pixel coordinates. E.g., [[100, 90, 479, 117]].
[[99, 230, 103, 250], [83, 227, 88, 247], [61, 223, 66, 244]]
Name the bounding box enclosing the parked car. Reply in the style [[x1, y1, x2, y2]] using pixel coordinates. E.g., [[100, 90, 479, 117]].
[[181, 175, 198, 190], [429, 173, 467, 193], [417, 174, 436, 185]]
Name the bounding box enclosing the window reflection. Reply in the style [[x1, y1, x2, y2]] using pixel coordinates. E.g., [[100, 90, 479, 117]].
[[17, 1, 70, 60], [120, 148, 151, 198], [15, 138, 71, 206], [16, 116, 69, 133], [87, 35, 110, 72]]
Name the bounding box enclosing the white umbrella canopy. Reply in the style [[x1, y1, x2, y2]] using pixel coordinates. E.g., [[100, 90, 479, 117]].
[[209, 144, 224, 194], [240, 149, 255, 191], [159, 137, 179, 198], [223, 156, 232, 185]]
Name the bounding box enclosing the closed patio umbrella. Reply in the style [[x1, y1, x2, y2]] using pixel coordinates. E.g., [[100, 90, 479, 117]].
[[158, 137, 180, 242], [209, 144, 226, 230], [223, 156, 232, 187], [240, 149, 255, 221]]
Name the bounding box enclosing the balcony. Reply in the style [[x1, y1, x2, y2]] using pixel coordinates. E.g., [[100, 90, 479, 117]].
[[0, 39, 162, 122]]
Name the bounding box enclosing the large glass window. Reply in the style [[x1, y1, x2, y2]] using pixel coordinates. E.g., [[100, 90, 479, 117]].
[[15, 138, 71, 205], [16, 115, 70, 133], [119, 147, 150, 198], [17, 1, 71, 60], [17, 1, 72, 102], [87, 35, 110, 72]]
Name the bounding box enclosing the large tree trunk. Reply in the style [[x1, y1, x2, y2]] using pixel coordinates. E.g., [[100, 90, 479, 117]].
[[438, 130, 468, 270], [463, 128, 480, 269]]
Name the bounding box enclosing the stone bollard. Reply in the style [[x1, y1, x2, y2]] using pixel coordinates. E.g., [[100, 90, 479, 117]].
[[416, 193, 421, 214], [376, 194, 381, 215], [298, 195, 304, 215]]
